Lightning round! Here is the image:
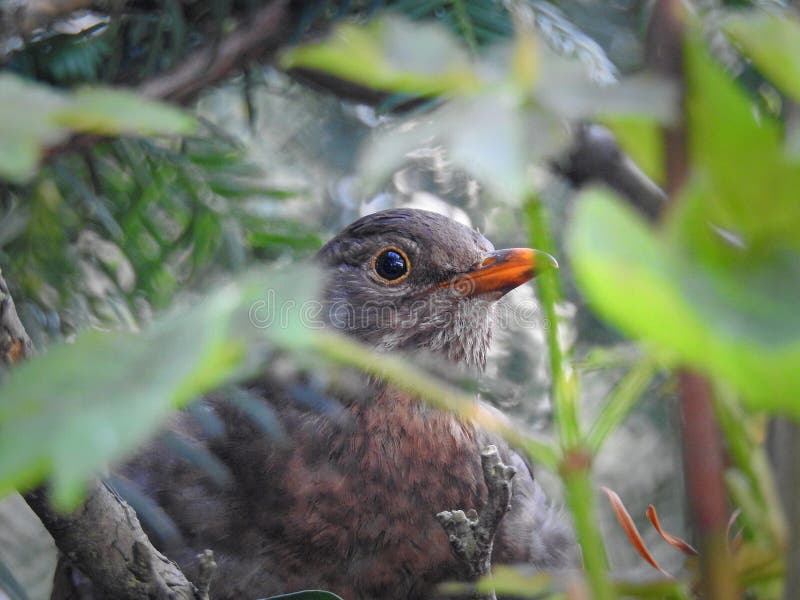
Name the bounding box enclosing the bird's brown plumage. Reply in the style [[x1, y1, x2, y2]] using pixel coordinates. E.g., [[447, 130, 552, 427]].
[[116, 208, 577, 599]]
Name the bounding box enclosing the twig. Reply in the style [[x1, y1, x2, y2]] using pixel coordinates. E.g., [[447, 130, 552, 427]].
[[41, 0, 291, 162], [140, 0, 289, 103], [0, 269, 206, 600], [436, 445, 516, 600], [553, 124, 667, 222]]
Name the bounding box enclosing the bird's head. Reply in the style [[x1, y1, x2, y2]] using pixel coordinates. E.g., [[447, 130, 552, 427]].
[[316, 208, 557, 369]]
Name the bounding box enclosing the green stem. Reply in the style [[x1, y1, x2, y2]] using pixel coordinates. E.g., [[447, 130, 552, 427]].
[[525, 193, 615, 600], [524, 197, 579, 448], [586, 355, 657, 453], [562, 455, 617, 600]]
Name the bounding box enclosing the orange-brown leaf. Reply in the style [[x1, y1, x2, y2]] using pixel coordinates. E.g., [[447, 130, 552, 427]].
[[601, 487, 671, 577], [646, 504, 699, 556]]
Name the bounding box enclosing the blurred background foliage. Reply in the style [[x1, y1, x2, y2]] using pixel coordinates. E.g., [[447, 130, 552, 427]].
[[1, 0, 800, 599]]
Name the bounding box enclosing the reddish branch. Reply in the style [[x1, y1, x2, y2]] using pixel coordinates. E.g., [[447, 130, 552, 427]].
[[646, 2, 740, 598]]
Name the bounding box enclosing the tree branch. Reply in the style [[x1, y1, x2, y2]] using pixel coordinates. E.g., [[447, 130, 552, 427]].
[[140, 0, 289, 104], [42, 0, 291, 162], [553, 123, 666, 222], [28, 484, 203, 600], [646, 1, 740, 598], [436, 445, 516, 600], [0, 269, 209, 600]]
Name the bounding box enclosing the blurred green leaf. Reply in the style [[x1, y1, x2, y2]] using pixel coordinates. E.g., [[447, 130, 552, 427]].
[[685, 35, 800, 252], [281, 16, 481, 97], [600, 116, 665, 185], [0, 266, 319, 508], [441, 565, 551, 598], [724, 12, 800, 105], [52, 87, 197, 136], [261, 591, 344, 600], [0, 74, 195, 183], [479, 566, 551, 597], [0, 557, 29, 600], [536, 59, 675, 122], [568, 188, 800, 416], [0, 74, 69, 183]]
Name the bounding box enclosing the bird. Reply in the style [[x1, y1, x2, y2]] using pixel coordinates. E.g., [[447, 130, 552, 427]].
[[112, 208, 578, 599]]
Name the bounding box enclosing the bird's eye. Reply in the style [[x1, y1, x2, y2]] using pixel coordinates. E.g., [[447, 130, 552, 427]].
[[372, 247, 410, 283]]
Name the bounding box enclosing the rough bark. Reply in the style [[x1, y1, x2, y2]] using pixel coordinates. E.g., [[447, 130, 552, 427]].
[[28, 485, 202, 600]]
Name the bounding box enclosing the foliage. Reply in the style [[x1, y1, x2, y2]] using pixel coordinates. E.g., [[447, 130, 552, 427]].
[[262, 591, 344, 600], [1, 1, 799, 599], [0, 265, 318, 508], [569, 32, 800, 415], [0, 73, 196, 183], [282, 16, 670, 202], [260, 6, 800, 599]]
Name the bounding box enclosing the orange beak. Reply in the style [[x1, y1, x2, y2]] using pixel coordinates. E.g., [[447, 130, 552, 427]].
[[440, 248, 558, 298]]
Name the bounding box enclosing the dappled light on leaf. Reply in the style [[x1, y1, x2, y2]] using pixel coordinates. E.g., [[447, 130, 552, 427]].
[[281, 17, 481, 97]]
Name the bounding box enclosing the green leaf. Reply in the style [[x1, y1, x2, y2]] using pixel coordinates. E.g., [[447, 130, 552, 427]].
[[0, 74, 69, 182], [536, 57, 675, 122], [261, 591, 344, 600], [281, 16, 481, 97], [0, 557, 29, 600], [724, 12, 800, 105], [441, 565, 550, 598], [568, 188, 800, 416], [0, 74, 196, 183], [0, 266, 320, 508], [685, 35, 800, 252], [52, 87, 197, 136], [600, 116, 665, 185]]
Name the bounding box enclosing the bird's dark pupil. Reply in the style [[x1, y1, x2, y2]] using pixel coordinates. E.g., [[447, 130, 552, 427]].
[[376, 250, 407, 280]]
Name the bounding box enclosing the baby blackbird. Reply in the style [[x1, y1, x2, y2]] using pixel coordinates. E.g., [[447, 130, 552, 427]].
[[119, 208, 577, 599]]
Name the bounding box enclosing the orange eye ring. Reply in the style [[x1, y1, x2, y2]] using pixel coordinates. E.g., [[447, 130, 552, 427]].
[[371, 246, 411, 284]]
